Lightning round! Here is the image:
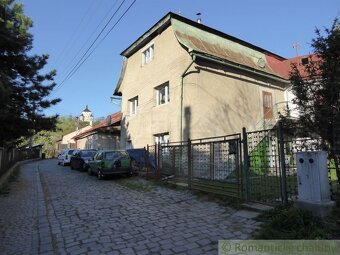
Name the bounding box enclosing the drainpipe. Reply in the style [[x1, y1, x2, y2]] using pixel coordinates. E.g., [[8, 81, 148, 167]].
[[179, 54, 196, 142]]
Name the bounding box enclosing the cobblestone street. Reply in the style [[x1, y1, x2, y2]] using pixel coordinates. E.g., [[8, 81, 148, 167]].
[[0, 160, 260, 255]]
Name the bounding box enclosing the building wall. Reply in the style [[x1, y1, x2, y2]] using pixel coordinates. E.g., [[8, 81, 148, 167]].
[[76, 133, 120, 150], [284, 87, 299, 118], [61, 126, 93, 147], [182, 61, 286, 139], [118, 26, 287, 148], [118, 26, 193, 148]]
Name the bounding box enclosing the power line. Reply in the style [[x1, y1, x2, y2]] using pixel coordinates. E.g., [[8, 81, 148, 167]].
[[60, 0, 137, 87], [53, 0, 99, 69], [52, 0, 137, 96], [57, 0, 120, 79]]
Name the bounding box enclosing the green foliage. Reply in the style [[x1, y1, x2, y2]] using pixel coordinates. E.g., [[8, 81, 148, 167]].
[[0, 0, 61, 145], [289, 19, 340, 185], [33, 116, 88, 157], [255, 206, 334, 239], [250, 137, 270, 175]]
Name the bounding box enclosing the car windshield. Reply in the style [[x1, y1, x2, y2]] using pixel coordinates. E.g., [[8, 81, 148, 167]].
[[81, 151, 96, 157], [68, 150, 75, 155]]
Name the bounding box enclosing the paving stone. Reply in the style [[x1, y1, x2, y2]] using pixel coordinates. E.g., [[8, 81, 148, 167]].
[[0, 159, 259, 255]]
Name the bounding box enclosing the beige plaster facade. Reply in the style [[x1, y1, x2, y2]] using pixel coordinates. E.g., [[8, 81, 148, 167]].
[[75, 133, 120, 150], [115, 13, 289, 149]]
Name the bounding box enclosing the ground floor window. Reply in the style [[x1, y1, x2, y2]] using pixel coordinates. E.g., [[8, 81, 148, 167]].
[[154, 133, 169, 145]]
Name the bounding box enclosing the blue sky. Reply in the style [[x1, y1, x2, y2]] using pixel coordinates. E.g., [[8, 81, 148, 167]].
[[21, 0, 339, 119]]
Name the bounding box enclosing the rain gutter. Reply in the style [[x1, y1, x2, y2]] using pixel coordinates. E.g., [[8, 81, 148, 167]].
[[179, 54, 196, 142]]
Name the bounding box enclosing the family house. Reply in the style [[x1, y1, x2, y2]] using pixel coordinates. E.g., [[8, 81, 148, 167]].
[[114, 12, 309, 149], [72, 112, 122, 150], [56, 125, 93, 151]]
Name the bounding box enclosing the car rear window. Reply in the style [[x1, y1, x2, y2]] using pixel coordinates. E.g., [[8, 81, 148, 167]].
[[105, 152, 118, 160], [81, 151, 97, 157], [105, 151, 128, 160]]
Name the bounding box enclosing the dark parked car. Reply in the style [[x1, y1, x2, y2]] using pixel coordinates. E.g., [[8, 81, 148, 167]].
[[87, 150, 132, 179], [70, 149, 97, 171]]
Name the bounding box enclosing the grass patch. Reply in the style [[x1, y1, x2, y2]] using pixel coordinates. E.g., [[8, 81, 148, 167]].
[[254, 205, 340, 239], [0, 166, 20, 195], [116, 176, 158, 192]]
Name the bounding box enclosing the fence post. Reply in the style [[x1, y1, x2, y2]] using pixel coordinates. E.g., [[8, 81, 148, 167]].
[[187, 138, 192, 189], [278, 121, 288, 205], [144, 146, 148, 176], [242, 127, 250, 202], [157, 142, 162, 179]]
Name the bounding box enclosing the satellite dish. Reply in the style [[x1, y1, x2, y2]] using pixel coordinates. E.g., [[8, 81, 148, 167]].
[[257, 58, 266, 68]]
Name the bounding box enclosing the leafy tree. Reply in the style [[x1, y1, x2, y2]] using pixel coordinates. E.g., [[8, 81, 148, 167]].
[[289, 19, 340, 185], [0, 0, 60, 146]]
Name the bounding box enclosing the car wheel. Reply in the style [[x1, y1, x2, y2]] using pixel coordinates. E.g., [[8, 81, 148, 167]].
[[57, 161, 60, 165], [97, 170, 104, 180]]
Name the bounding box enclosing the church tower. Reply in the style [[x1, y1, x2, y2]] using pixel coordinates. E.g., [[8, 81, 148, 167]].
[[80, 105, 93, 125]]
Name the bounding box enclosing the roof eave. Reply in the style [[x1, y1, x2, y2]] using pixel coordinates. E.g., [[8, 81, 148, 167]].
[[120, 12, 172, 57]]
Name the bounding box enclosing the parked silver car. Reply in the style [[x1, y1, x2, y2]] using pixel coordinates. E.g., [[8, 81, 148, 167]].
[[57, 149, 76, 166]]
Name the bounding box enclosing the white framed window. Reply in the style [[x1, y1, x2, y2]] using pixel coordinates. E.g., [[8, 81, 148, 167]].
[[129, 97, 138, 115], [154, 133, 169, 145], [155, 82, 169, 106], [142, 44, 154, 65]]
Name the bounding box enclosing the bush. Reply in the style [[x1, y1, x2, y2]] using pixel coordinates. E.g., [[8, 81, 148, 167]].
[[255, 206, 334, 239]]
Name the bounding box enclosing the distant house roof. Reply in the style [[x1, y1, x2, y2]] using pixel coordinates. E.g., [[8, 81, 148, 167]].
[[72, 112, 122, 140], [268, 54, 320, 79], [115, 12, 316, 95]]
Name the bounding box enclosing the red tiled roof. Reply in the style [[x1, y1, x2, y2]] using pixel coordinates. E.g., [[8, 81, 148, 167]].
[[266, 54, 320, 79], [72, 112, 122, 140]]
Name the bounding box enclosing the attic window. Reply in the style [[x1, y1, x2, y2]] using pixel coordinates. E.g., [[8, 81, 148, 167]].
[[301, 57, 309, 65], [142, 44, 154, 65]]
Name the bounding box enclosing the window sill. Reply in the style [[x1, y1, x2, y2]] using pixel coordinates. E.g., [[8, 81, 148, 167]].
[[156, 102, 170, 108]]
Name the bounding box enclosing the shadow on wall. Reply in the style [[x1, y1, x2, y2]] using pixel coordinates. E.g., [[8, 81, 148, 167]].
[[190, 60, 281, 136], [183, 106, 191, 141], [121, 116, 135, 149]]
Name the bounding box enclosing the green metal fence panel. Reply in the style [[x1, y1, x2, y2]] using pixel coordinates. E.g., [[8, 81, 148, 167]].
[[246, 128, 282, 204]]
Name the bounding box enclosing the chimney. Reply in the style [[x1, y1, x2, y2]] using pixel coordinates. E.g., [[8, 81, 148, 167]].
[[196, 12, 202, 24]]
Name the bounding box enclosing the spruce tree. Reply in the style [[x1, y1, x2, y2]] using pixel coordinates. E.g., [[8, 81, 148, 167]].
[[0, 0, 60, 145]]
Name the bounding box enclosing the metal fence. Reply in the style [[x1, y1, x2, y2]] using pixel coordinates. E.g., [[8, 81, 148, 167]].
[[143, 122, 340, 204], [245, 128, 282, 203], [243, 122, 339, 205], [146, 134, 243, 199], [0, 147, 40, 178]]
